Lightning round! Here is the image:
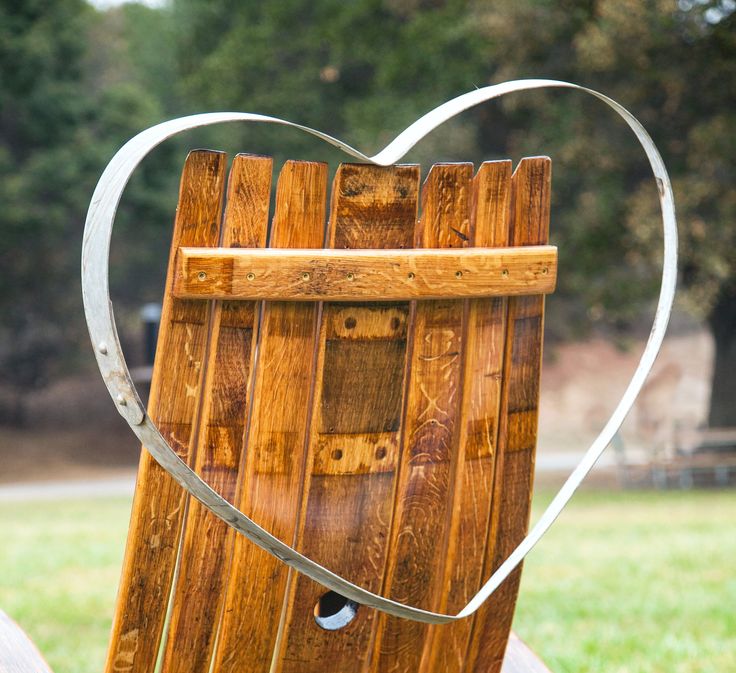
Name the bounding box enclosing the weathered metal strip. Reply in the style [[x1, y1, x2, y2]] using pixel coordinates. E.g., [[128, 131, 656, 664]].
[[82, 80, 678, 623]]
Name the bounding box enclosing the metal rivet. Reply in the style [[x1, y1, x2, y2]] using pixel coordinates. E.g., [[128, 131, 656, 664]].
[[455, 270, 463, 279], [302, 272, 310, 281], [346, 272, 355, 281], [116, 394, 127, 406], [502, 268, 509, 277], [407, 272, 415, 280], [197, 271, 207, 281], [98, 342, 108, 355], [247, 272, 256, 281]]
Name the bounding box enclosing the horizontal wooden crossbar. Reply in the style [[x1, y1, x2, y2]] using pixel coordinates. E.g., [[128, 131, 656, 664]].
[[173, 246, 557, 301]]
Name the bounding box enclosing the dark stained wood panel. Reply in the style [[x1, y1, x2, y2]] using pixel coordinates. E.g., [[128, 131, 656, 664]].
[[103, 150, 227, 673]]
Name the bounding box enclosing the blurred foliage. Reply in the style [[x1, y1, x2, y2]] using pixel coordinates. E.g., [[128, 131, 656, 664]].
[[0, 0, 734, 424]]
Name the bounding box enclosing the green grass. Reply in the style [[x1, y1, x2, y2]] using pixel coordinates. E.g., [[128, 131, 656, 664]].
[[0, 489, 734, 672]]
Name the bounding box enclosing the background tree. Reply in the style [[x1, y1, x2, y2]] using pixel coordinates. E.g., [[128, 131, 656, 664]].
[[1, 0, 733, 430], [0, 0, 178, 422]]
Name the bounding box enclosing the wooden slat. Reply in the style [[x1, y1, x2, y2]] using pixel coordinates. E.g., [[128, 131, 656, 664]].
[[173, 246, 557, 300], [464, 157, 551, 673], [103, 150, 227, 673], [211, 160, 328, 673], [159, 155, 272, 673], [420, 161, 513, 673], [370, 162, 474, 673], [274, 164, 420, 673]]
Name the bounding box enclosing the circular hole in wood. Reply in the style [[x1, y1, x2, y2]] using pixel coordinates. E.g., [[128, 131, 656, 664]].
[[344, 317, 357, 329], [501, 268, 509, 277], [375, 447, 387, 460], [407, 272, 415, 280], [332, 449, 343, 460], [314, 591, 359, 631], [455, 270, 463, 279]]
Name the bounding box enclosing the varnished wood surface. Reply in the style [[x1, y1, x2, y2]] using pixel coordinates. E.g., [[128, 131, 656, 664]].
[[212, 160, 328, 673], [160, 155, 273, 673], [421, 161, 513, 673], [103, 154, 551, 673], [0, 611, 54, 673], [173, 245, 557, 301], [274, 164, 420, 673], [103, 150, 227, 673], [370, 162, 474, 673], [464, 157, 551, 673]]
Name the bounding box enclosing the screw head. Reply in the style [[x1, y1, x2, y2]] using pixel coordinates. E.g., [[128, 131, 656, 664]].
[[197, 271, 207, 281]]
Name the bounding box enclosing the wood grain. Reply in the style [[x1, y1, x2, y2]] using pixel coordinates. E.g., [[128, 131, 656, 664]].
[[211, 160, 328, 673], [420, 161, 513, 673], [173, 245, 557, 301], [103, 150, 226, 673], [464, 157, 551, 673], [370, 162, 474, 673], [159, 155, 272, 673], [274, 164, 420, 673]]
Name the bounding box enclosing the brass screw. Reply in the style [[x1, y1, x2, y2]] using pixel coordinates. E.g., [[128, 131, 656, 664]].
[[302, 271, 311, 281], [502, 268, 509, 277], [246, 272, 255, 281], [346, 272, 355, 281], [407, 272, 415, 280], [197, 271, 207, 281], [542, 267, 549, 275], [455, 270, 463, 279]]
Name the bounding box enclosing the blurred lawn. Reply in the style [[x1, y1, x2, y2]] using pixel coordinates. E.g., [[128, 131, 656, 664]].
[[0, 489, 734, 673]]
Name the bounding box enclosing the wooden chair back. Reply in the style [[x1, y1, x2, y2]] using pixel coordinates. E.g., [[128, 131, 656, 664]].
[[105, 150, 552, 673]]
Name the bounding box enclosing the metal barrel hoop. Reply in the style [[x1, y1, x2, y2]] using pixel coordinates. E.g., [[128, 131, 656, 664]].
[[81, 79, 678, 624]]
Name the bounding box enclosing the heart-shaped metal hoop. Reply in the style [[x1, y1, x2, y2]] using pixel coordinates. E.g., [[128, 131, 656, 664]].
[[82, 79, 678, 624]]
